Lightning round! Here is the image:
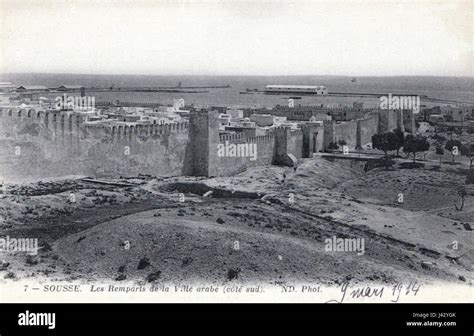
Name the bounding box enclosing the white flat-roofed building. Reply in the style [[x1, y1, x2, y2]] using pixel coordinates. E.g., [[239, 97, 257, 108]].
[[265, 85, 328, 95], [218, 113, 231, 129], [226, 108, 244, 119]]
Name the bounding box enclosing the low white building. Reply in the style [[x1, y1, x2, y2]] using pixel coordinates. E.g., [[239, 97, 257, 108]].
[[218, 113, 231, 129], [226, 108, 244, 119]]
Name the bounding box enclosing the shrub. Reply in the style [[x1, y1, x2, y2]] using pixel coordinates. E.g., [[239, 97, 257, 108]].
[[403, 134, 430, 163], [445, 140, 468, 163], [372, 132, 399, 157]]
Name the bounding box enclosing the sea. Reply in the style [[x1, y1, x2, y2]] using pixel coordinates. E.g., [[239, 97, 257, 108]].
[[1, 73, 473, 108]]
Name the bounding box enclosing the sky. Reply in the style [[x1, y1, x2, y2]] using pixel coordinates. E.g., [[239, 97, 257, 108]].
[[0, 0, 472, 76]]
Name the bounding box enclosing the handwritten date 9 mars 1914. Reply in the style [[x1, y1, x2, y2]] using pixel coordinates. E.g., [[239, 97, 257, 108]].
[[326, 281, 421, 303]]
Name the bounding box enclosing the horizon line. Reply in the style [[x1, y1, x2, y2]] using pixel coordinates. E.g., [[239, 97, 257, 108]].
[[1, 72, 473, 79]]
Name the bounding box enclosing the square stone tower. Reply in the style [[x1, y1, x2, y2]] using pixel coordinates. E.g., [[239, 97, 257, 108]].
[[188, 109, 220, 176]]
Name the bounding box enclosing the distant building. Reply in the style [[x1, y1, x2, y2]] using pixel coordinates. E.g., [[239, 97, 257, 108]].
[[57, 85, 84, 91], [225, 119, 257, 137], [17, 92, 40, 103], [440, 106, 472, 122], [249, 114, 291, 127], [16, 85, 49, 92], [218, 113, 231, 129], [260, 104, 367, 122], [226, 108, 244, 119]]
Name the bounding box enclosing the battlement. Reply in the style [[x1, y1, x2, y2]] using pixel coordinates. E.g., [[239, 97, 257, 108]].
[[0, 106, 189, 141], [75, 122, 188, 146], [107, 121, 189, 137], [218, 132, 275, 145], [0, 107, 86, 126], [219, 132, 245, 143], [246, 133, 275, 144]]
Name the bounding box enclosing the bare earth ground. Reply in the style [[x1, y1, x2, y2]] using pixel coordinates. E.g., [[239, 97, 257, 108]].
[[0, 157, 472, 288]]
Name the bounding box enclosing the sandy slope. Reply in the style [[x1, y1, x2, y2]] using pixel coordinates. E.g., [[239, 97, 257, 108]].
[[0, 157, 471, 287]]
